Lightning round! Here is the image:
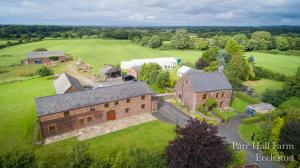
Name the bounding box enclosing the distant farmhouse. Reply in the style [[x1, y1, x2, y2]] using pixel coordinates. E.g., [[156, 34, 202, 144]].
[[35, 81, 158, 138], [53, 73, 83, 94], [175, 70, 232, 112], [121, 57, 180, 70], [24, 51, 65, 64]]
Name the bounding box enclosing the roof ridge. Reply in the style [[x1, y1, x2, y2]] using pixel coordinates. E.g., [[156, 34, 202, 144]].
[[36, 80, 145, 100]]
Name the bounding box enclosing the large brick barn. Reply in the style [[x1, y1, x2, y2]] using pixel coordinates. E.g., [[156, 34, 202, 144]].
[[24, 51, 65, 64], [175, 70, 232, 112], [35, 81, 158, 138]]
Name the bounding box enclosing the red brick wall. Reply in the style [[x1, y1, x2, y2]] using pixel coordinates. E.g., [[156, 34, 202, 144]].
[[27, 56, 65, 64], [175, 75, 232, 112], [39, 94, 154, 138]]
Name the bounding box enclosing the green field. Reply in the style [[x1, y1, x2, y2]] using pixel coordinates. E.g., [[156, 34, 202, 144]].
[[239, 122, 263, 144], [0, 39, 201, 70], [1, 39, 299, 76], [0, 78, 175, 166], [0, 39, 8, 45], [243, 79, 283, 94], [246, 52, 300, 76]]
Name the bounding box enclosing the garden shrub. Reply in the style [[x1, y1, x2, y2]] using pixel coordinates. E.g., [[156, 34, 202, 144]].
[[212, 108, 226, 123], [36, 66, 53, 77], [253, 66, 287, 82], [236, 92, 260, 104]]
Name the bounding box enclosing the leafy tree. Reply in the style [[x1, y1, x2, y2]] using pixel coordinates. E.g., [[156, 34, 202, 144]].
[[148, 35, 162, 49], [195, 58, 209, 70], [225, 38, 244, 60], [218, 49, 230, 65], [247, 55, 255, 64], [166, 119, 231, 168], [276, 36, 289, 51], [204, 61, 219, 72], [279, 121, 300, 158], [251, 31, 274, 50], [212, 35, 231, 48], [170, 29, 192, 49], [157, 71, 171, 89], [233, 34, 248, 45], [1, 150, 35, 168], [282, 67, 300, 98], [69, 142, 93, 168], [193, 37, 209, 50], [202, 47, 219, 63], [37, 66, 53, 77], [139, 63, 162, 84], [206, 98, 217, 110], [262, 89, 288, 107], [140, 36, 150, 46], [225, 54, 250, 86], [107, 147, 166, 168]]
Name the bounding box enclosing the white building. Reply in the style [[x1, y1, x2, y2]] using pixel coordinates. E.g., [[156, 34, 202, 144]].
[[121, 57, 179, 70], [177, 66, 192, 77]]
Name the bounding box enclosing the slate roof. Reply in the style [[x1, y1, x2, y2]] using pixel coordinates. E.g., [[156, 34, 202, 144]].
[[187, 71, 232, 92], [27, 51, 64, 59], [35, 81, 153, 116], [53, 73, 83, 94]]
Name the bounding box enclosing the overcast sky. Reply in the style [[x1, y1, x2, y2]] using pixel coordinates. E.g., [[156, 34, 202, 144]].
[[0, 0, 300, 26]]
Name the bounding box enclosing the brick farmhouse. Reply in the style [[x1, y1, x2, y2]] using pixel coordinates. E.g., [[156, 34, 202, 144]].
[[24, 51, 65, 64], [35, 81, 158, 138], [175, 70, 232, 112]]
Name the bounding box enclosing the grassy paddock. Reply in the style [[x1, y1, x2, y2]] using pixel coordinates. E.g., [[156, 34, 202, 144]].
[[243, 79, 283, 95], [0, 39, 201, 70], [246, 52, 300, 76], [0, 78, 55, 151], [0, 39, 299, 76]]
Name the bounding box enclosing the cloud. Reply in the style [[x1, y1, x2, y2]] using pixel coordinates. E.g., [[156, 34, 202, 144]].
[[0, 0, 299, 25]]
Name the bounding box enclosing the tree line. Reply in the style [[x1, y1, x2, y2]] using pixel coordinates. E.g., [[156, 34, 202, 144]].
[[1, 25, 300, 51]]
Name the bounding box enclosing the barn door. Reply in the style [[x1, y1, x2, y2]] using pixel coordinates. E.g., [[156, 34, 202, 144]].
[[106, 110, 116, 121]]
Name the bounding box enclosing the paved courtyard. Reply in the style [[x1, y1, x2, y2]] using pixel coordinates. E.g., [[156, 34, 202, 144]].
[[44, 113, 157, 144]]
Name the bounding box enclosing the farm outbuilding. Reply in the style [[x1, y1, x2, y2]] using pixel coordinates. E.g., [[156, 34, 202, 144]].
[[121, 57, 180, 70], [24, 51, 65, 64], [35, 81, 158, 138], [245, 103, 275, 116], [101, 64, 122, 79], [177, 66, 191, 77], [53, 73, 83, 94]]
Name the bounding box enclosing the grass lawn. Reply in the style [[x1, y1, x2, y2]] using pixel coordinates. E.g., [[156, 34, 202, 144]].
[[246, 52, 300, 76], [0, 78, 175, 166], [231, 97, 250, 113], [0, 62, 69, 84], [239, 122, 263, 144], [0, 39, 201, 70], [35, 120, 175, 167], [0, 39, 8, 45], [243, 79, 283, 94], [0, 78, 55, 152]]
